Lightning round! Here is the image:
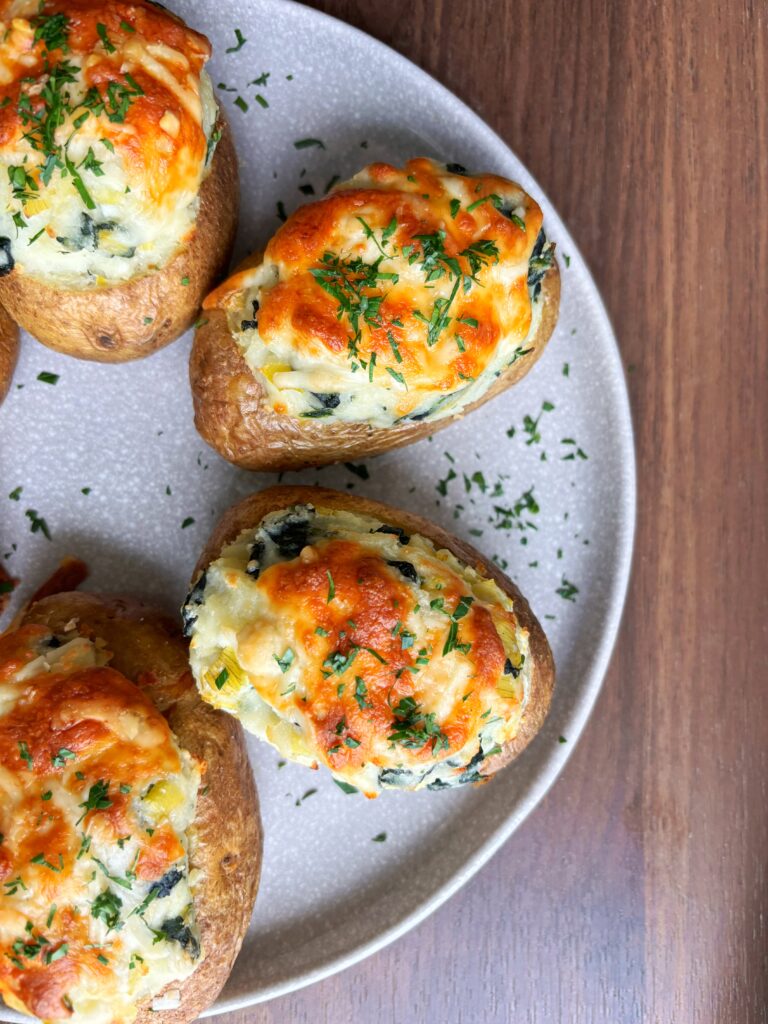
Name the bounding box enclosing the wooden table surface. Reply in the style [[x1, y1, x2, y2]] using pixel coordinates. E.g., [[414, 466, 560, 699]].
[[211, 2, 768, 1021]]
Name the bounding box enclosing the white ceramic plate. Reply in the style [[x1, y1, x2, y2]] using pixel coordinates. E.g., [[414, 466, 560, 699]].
[[0, 0, 635, 1015]]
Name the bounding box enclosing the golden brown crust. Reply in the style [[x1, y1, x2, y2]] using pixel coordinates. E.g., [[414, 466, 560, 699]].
[[0, 123, 239, 363], [190, 261, 560, 471], [0, 303, 19, 404], [20, 592, 261, 1024], [194, 485, 555, 779]]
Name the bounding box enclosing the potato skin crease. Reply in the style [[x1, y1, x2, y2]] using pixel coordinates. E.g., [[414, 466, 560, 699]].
[[0, 123, 239, 363], [17, 591, 262, 1024], [193, 485, 555, 780], [189, 260, 560, 471], [0, 304, 19, 404]]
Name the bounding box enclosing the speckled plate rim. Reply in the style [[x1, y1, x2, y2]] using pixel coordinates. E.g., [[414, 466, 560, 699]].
[[196, 0, 636, 1011]]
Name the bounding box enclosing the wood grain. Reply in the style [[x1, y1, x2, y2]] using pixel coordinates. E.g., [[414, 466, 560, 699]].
[[209, 1, 768, 1021]]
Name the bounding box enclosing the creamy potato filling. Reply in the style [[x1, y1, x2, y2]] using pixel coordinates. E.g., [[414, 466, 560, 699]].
[[0, 629, 202, 1024], [183, 504, 533, 796]]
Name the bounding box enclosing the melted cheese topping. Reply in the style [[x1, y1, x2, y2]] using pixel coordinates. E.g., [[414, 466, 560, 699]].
[[183, 505, 531, 796], [0, 1, 219, 286], [205, 158, 555, 428], [0, 623, 202, 1024]]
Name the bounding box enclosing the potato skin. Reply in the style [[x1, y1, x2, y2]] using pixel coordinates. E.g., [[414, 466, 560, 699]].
[[193, 485, 555, 780], [20, 592, 261, 1024], [0, 123, 238, 363], [190, 261, 560, 471], [0, 303, 19, 405]]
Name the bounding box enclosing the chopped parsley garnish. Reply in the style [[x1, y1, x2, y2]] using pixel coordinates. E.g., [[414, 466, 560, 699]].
[[96, 23, 116, 53], [8, 486, 22, 500], [326, 569, 335, 602], [181, 517, 195, 529], [255, 93, 269, 108], [25, 509, 51, 540], [492, 487, 540, 532], [9, 16, 144, 221], [273, 648, 295, 673], [333, 779, 358, 794], [561, 438, 588, 460], [34, 11, 70, 52], [234, 96, 248, 113], [77, 780, 112, 824], [465, 192, 502, 214], [388, 697, 449, 752], [4, 876, 27, 895], [353, 676, 371, 710], [436, 468, 457, 496], [91, 890, 122, 930], [449, 198, 461, 218], [214, 667, 229, 690], [37, 371, 59, 385], [225, 28, 247, 53], [556, 577, 579, 602], [30, 852, 63, 872], [323, 648, 358, 676], [315, 626, 329, 637], [293, 137, 325, 149], [93, 858, 134, 890], [309, 236, 396, 368], [372, 832, 387, 842], [558, 735, 568, 743], [18, 741, 33, 769]]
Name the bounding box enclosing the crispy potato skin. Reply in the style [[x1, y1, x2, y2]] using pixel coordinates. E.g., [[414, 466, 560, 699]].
[[0, 123, 238, 363], [189, 261, 559, 471], [193, 485, 555, 780], [0, 304, 19, 405], [20, 592, 262, 1024]]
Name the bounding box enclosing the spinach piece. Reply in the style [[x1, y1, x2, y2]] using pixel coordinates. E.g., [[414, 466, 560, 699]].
[[148, 867, 183, 899], [386, 560, 419, 584]]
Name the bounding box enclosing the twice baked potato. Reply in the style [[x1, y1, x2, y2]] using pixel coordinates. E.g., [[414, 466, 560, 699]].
[[0, 1, 238, 361], [0, 303, 19, 404], [0, 591, 261, 1024], [182, 486, 555, 797], [191, 157, 560, 471]]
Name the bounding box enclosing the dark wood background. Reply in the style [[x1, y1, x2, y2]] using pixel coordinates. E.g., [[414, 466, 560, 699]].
[[211, 1, 768, 1021]]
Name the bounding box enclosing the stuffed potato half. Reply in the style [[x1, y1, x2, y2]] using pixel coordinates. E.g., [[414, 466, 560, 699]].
[[0, 592, 261, 1024], [0, 0, 238, 361], [183, 486, 555, 797], [191, 157, 560, 471]]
